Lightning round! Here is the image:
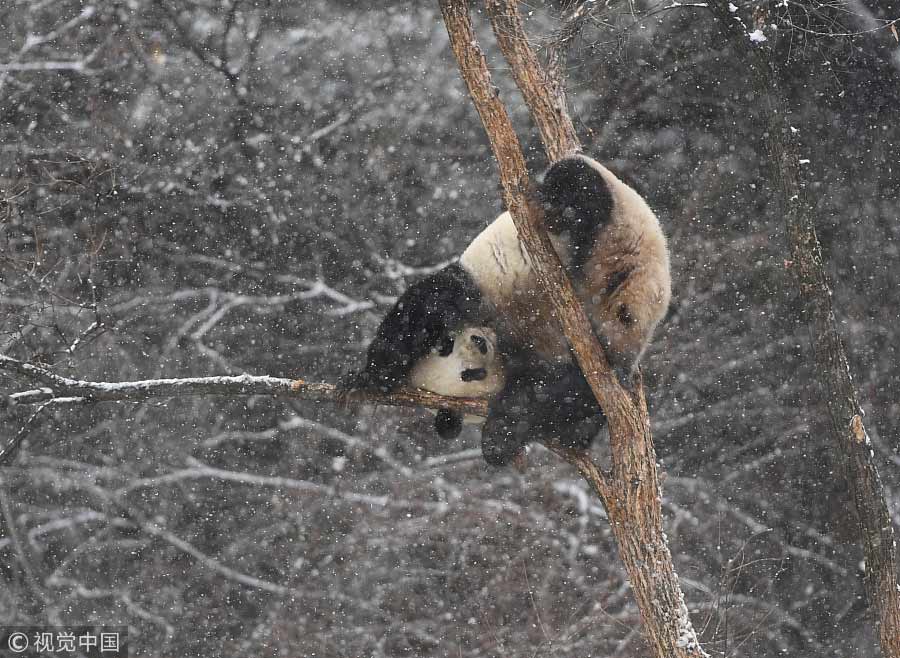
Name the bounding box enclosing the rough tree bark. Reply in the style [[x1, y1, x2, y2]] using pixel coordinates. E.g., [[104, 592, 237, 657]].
[[438, 1, 708, 656], [708, 4, 900, 656], [484, 0, 580, 161]]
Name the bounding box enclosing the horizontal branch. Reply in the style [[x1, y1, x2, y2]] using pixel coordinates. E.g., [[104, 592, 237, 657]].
[[0, 60, 95, 73], [0, 354, 488, 416]]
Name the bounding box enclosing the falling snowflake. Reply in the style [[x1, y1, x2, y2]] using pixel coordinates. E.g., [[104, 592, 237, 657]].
[[748, 29, 767, 42]]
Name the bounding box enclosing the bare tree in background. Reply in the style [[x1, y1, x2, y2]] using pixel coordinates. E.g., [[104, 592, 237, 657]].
[[708, 1, 900, 655]]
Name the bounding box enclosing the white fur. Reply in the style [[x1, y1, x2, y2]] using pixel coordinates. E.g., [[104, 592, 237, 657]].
[[458, 155, 670, 367], [408, 327, 505, 416], [459, 211, 531, 302]]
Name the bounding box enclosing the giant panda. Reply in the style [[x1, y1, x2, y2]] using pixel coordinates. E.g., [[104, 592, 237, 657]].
[[343, 154, 671, 466], [407, 325, 506, 438]]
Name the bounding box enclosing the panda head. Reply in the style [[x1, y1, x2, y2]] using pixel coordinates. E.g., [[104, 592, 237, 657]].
[[407, 326, 505, 401]]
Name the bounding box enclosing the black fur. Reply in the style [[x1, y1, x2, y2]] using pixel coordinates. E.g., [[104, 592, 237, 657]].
[[593, 328, 638, 389], [435, 409, 463, 439], [461, 368, 487, 382], [481, 359, 606, 466], [348, 263, 483, 392], [539, 156, 614, 277], [605, 266, 633, 297], [437, 334, 455, 357], [469, 333, 488, 355]]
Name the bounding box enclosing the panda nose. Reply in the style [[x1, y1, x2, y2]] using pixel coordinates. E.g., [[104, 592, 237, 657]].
[[470, 334, 488, 355], [461, 368, 487, 382]]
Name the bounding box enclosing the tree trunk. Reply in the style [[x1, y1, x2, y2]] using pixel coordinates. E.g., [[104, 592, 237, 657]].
[[438, 2, 708, 656], [708, 4, 900, 655]]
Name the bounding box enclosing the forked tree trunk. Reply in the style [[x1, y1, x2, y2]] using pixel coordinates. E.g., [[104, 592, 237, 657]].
[[438, 2, 708, 656]]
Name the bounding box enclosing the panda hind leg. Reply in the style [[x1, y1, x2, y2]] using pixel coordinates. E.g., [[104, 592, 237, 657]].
[[538, 362, 606, 451], [539, 157, 613, 276], [558, 413, 606, 451]]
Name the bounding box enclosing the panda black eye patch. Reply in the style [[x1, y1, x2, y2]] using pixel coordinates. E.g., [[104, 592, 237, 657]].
[[438, 335, 455, 357], [469, 334, 488, 354], [461, 368, 487, 382]]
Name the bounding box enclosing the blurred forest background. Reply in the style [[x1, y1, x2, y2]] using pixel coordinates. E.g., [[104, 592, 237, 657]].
[[1, 1, 899, 656]]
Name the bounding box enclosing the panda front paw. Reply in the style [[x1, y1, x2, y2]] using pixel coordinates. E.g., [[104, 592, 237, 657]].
[[335, 369, 393, 407], [604, 349, 638, 391], [435, 409, 463, 439], [610, 363, 638, 391], [557, 415, 605, 451]]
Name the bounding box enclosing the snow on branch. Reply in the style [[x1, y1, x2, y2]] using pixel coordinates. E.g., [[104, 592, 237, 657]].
[[0, 354, 488, 415], [0, 60, 97, 73]]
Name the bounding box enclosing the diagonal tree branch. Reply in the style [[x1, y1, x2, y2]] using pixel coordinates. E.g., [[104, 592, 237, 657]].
[[545, 3, 593, 96], [484, 0, 581, 161], [438, 1, 707, 656]]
